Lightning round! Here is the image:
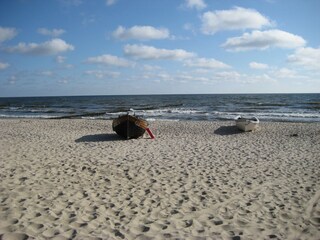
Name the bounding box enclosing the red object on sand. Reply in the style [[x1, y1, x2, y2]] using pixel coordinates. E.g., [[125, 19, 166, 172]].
[[146, 128, 155, 139]]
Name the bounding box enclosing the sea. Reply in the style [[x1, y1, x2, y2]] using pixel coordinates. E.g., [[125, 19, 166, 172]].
[[0, 94, 319, 122]]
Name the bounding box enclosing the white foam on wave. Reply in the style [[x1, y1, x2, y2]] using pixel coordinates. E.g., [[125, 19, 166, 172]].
[[0, 114, 58, 119], [211, 110, 320, 122]]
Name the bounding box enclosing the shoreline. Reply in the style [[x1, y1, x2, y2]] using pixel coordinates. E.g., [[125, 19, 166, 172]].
[[0, 119, 319, 239], [0, 117, 319, 123]]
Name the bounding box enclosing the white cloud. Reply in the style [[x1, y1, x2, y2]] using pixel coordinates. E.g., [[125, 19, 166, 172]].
[[106, 0, 118, 6], [185, 58, 231, 69], [183, 23, 197, 35], [177, 74, 211, 83], [0, 27, 17, 43], [201, 7, 271, 34], [0, 62, 10, 70], [5, 38, 74, 55], [214, 71, 277, 84], [271, 68, 299, 79], [243, 74, 276, 84], [134, 72, 173, 82], [81, 14, 96, 26], [41, 71, 54, 76], [86, 54, 134, 67], [142, 64, 162, 71], [8, 75, 17, 84], [112, 25, 170, 41], [136, 71, 212, 83], [222, 29, 306, 51], [56, 55, 66, 63], [287, 47, 320, 70], [64, 64, 74, 69], [185, 0, 206, 10], [214, 71, 242, 81], [188, 70, 269, 84], [38, 28, 65, 37], [85, 70, 120, 79], [249, 62, 269, 69], [124, 44, 196, 60]]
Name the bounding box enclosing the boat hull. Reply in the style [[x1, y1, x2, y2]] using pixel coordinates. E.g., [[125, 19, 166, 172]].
[[235, 116, 259, 132], [112, 115, 147, 139]]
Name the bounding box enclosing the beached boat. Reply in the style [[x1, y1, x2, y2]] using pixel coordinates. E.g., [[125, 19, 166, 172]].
[[112, 114, 148, 139], [235, 116, 259, 132]]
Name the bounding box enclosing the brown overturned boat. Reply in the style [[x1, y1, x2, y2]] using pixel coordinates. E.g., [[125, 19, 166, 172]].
[[112, 114, 148, 139]]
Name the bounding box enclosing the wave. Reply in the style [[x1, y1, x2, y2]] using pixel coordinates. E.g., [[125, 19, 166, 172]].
[[0, 114, 59, 119], [304, 102, 320, 105], [51, 111, 107, 119], [1, 94, 319, 123], [304, 102, 320, 110], [211, 111, 320, 122], [1, 110, 319, 122]]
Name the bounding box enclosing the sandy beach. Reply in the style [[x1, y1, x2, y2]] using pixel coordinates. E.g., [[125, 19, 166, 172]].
[[0, 119, 319, 240]]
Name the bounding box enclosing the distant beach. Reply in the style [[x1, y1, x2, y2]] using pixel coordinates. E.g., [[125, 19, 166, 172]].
[[0, 119, 319, 239]]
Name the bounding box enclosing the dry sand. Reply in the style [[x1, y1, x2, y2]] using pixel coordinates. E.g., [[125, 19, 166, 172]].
[[0, 119, 319, 240]]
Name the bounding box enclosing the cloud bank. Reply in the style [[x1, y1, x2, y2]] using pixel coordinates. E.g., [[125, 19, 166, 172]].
[[222, 30, 306, 51], [0, 27, 17, 43], [287, 47, 320, 70], [85, 70, 120, 79], [185, 58, 231, 69], [124, 44, 196, 60], [0, 62, 10, 70], [185, 0, 206, 10], [38, 28, 65, 37], [5, 38, 74, 55], [249, 62, 269, 69], [113, 26, 170, 41], [86, 54, 134, 67], [106, 0, 118, 6], [201, 7, 271, 34]]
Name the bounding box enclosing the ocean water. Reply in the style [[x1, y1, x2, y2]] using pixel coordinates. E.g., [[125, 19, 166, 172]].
[[0, 94, 319, 122]]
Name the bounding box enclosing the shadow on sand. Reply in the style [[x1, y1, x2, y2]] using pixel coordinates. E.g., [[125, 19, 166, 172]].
[[75, 134, 124, 142], [214, 126, 242, 136]]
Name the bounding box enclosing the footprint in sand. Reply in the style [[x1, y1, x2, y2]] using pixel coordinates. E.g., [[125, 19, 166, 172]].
[[1, 233, 29, 240]]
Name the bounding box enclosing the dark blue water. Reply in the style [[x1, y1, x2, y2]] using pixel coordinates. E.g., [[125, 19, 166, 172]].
[[0, 94, 319, 122]]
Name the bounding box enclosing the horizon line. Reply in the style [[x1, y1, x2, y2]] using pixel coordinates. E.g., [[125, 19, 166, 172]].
[[1, 92, 319, 98]]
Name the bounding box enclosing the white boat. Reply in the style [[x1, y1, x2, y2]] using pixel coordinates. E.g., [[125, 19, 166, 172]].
[[235, 116, 259, 132]]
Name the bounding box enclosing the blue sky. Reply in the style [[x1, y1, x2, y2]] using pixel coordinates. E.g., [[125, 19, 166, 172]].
[[0, 0, 319, 97]]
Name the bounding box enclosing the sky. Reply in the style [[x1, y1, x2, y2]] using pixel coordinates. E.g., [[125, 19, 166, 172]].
[[0, 0, 319, 97]]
